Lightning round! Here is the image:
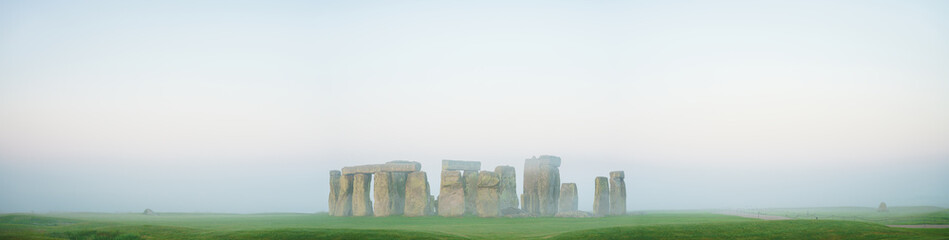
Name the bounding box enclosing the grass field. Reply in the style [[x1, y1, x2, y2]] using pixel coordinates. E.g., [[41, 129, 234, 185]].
[[748, 206, 949, 225], [1, 210, 947, 239]]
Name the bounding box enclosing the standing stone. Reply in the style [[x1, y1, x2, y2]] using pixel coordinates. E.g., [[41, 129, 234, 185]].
[[559, 183, 578, 212], [609, 171, 626, 216], [495, 166, 518, 211], [404, 171, 433, 217], [463, 170, 479, 215], [373, 172, 407, 216], [520, 194, 532, 214], [392, 172, 407, 214], [428, 195, 437, 215], [329, 170, 341, 216], [352, 173, 373, 216], [476, 171, 501, 217], [538, 161, 560, 216], [334, 174, 354, 216], [522, 159, 538, 213], [438, 170, 466, 217], [594, 176, 610, 217], [372, 172, 391, 216], [523, 155, 561, 216]]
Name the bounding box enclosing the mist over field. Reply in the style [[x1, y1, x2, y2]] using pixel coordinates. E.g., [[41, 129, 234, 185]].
[[1, 0, 948, 214]]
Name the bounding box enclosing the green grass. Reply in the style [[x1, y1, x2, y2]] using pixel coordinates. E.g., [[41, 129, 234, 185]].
[[551, 220, 949, 240], [752, 206, 949, 225], [0, 211, 946, 239]]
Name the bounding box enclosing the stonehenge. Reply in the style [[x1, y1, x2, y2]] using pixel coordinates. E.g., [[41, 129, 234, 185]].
[[404, 171, 433, 217], [594, 176, 610, 216], [443, 160, 481, 216], [334, 174, 354, 216], [476, 171, 501, 217], [342, 161, 421, 175], [328, 170, 340, 216], [328, 156, 627, 219], [442, 160, 481, 171], [522, 155, 561, 216], [438, 170, 466, 217], [352, 173, 373, 216], [495, 166, 518, 210], [463, 170, 479, 215], [609, 171, 626, 215], [559, 183, 578, 212], [373, 172, 407, 216], [328, 161, 424, 217]]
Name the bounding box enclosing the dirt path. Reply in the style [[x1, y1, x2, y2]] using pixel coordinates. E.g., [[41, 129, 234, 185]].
[[886, 225, 949, 229], [716, 211, 791, 220]]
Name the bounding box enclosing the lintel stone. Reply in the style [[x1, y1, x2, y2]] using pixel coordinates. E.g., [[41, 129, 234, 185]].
[[442, 160, 481, 171], [341, 161, 421, 175]]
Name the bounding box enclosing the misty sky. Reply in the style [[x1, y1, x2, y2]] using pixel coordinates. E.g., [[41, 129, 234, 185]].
[[1, 0, 947, 213]]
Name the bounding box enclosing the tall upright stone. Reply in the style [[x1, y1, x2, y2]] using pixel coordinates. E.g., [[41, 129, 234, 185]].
[[373, 172, 407, 216], [495, 166, 518, 210], [392, 172, 408, 213], [520, 194, 532, 214], [334, 174, 354, 216], [538, 160, 560, 216], [328, 170, 341, 216], [523, 155, 561, 216], [463, 170, 479, 215], [522, 161, 537, 214], [609, 171, 626, 215], [443, 160, 481, 216], [438, 170, 466, 217], [404, 171, 433, 217], [428, 195, 437, 215], [352, 173, 373, 216], [559, 183, 578, 212], [476, 171, 501, 217], [594, 176, 610, 217]]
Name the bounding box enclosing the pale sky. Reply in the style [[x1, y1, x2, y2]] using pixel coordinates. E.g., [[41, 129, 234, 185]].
[[1, 0, 947, 213]]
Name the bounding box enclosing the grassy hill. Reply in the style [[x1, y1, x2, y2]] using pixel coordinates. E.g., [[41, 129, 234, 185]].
[[1, 211, 946, 239]]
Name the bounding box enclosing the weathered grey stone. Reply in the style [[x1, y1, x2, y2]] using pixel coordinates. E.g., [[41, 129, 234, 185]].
[[559, 183, 578, 212], [404, 171, 432, 217], [341, 161, 421, 175], [476, 171, 501, 217], [438, 170, 465, 217], [463, 170, 479, 215], [329, 170, 341, 216], [442, 159, 481, 171], [352, 173, 373, 216], [555, 210, 594, 218], [522, 155, 562, 216], [428, 195, 436, 215], [495, 166, 518, 210], [392, 172, 407, 214], [594, 176, 610, 217], [520, 193, 533, 214], [522, 160, 536, 213], [334, 174, 354, 216], [609, 171, 626, 216], [373, 172, 407, 216], [538, 163, 560, 216]]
